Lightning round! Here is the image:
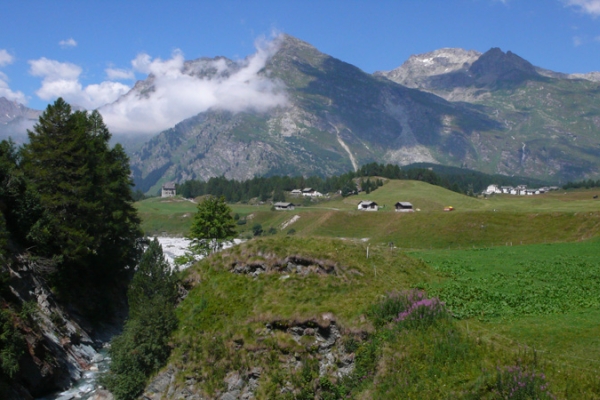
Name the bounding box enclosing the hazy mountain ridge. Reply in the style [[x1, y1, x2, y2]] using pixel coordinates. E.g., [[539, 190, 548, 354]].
[[0, 97, 41, 144]]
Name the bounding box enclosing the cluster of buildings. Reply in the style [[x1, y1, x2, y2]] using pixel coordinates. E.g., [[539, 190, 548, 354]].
[[357, 201, 414, 212], [483, 184, 560, 196], [290, 188, 324, 197]]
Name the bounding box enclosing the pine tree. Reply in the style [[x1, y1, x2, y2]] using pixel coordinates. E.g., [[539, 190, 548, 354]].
[[20, 98, 142, 314]]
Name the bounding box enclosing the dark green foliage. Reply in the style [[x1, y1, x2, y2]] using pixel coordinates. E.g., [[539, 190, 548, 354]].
[[17, 99, 142, 315], [188, 196, 236, 256], [563, 179, 600, 189], [103, 239, 178, 400], [0, 309, 24, 379], [252, 223, 263, 237], [174, 160, 522, 202], [0, 139, 42, 245]]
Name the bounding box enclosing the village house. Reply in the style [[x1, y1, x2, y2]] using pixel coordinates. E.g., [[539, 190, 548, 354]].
[[358, 200, 378, 211], [290, 189, 303, 196], [484, 184, 502, 195], [161, 182, 176, 198], [302, 188, 323, 197], [395, 202, 414, 212], [274, 202, 295, 210]]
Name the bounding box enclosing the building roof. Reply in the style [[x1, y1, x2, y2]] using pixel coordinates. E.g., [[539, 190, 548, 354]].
[[395, 202, 413, 208], [358, 200, 378, 206], [274, 202, 294, 207], [162, 182, 176, 190]]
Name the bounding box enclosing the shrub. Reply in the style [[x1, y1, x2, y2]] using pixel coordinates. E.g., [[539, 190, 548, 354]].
[[492, 365, 555, 399], [394, 290, 448, 330], [369, 290, 448, 329]]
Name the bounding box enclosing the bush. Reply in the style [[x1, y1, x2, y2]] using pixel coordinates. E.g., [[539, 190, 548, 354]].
[[492, 365, 554, 399], [252, 223, 263, 237], [369, 290, 449, 329]]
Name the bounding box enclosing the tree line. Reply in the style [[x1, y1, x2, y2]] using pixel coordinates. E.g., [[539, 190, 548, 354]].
[[563, 179, 600, 189], [175, 162, 469, 202]]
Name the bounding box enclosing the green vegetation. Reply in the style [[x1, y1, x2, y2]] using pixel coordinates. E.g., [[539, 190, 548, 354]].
[[188, 196, 236, 256], [103, 239, 178, 400], [134, 177, 600, 398], [0, 98, 143, 392], [19, 98, 142, 315]]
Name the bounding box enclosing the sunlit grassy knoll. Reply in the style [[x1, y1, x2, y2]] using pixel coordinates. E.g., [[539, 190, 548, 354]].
[[178, 237, 431, 328], [172, 237, 441, 396]]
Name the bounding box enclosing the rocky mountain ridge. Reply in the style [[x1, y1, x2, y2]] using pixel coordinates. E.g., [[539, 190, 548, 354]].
[[3, 35, 600, 191]]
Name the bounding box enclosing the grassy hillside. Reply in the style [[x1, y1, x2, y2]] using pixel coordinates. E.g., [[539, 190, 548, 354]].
[[137, 180, 600, 248], [135, 180, 600, 398]]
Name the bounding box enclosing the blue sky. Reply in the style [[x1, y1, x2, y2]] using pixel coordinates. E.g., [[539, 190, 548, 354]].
[[2, 0, 600, 112]]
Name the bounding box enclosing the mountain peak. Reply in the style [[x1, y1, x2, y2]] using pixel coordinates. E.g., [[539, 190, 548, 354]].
[[469, 47, 539, 85], [375, 48, 481, 87]]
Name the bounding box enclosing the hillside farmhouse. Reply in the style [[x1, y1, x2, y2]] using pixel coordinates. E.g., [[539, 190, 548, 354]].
[[358, 200, 378, 211], [395, 202, 414, 212], [274, 202, 295, 210], [161, 182, 176, 198]]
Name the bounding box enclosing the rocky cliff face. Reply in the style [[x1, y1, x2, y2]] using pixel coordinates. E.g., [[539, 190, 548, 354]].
[[2, 254, 123, 399], [374, 48, 481, 89]]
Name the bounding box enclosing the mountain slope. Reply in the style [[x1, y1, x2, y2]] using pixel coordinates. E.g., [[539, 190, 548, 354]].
[[377, 47, 600, 181], [129, 35, 500, 194]]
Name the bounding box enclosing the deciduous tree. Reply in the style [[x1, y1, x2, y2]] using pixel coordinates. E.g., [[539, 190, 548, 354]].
[[188, 196, 236, 256]]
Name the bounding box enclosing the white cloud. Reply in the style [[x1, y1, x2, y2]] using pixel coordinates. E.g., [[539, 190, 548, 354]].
[[564, 0, 600, 17], [100, 35, 288, 135], [59, 38, 77, 48], [573, 35, 584, 46], [0, 50, 26, 103], [0, 71, 27, 104], [29, 57, 130, 109], [106, 67, 135, 80], [0, 49, 14, 67]]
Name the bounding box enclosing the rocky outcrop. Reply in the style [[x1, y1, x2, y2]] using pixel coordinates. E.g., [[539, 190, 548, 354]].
[[230, 255, 338, 277], [140, 316, 359, 400], [2, 254, 121, 398]]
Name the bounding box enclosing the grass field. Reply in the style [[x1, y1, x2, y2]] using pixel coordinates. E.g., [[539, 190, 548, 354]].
[[411, 240, 600, 370], [137, 180, 600, 398]]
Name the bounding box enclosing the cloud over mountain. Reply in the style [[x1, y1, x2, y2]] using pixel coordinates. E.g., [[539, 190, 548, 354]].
[[0, 49, 26, 104], [28, 57, 130, 109], [100, 36, 288, 135]]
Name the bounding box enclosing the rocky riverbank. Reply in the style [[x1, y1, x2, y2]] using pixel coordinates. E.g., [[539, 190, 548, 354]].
[[2, 254, 126, 399]]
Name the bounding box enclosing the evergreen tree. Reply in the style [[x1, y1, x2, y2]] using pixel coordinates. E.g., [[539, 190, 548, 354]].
[[20, 98, 142, 314], [103, 239, 178, 400], [188, 196, 236, 256]]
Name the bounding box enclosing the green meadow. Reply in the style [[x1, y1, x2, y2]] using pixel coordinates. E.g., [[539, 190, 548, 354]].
[[136, 180, 600, 398]]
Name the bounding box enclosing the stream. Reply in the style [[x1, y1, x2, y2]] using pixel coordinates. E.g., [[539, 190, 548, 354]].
[[38, 348, 110, 400]]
